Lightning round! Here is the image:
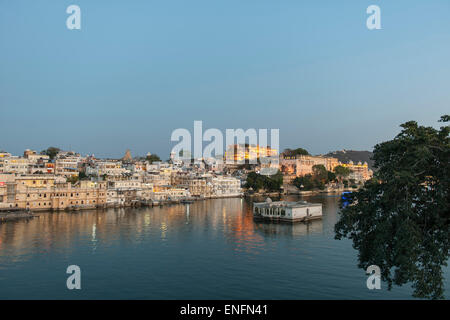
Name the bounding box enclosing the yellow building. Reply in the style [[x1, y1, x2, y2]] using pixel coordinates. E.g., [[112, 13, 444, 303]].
[[225, 144, 278, 163], [340, 161, 373, 182], [281, 155, 339, 177], [0, 175, 107, 211]]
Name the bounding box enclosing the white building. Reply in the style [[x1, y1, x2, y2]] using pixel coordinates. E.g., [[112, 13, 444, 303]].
[[86, 161, 129, 177], [55, 154, 83, 177], [211, 176, 242, 197], [0, 156, 31, 174], [253, 198, 322, 222]]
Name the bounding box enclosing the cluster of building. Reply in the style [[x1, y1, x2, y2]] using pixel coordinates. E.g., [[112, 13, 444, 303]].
[[280, 154, 373, 184], [0, 144, 374, 211], [0, 149, 243, 211]]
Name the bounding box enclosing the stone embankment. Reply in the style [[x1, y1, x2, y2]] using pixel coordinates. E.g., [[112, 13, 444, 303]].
[[0, 209, 37, 223]]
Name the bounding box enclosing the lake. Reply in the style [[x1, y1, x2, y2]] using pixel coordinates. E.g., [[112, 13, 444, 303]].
[[0, 195, 448, 299]]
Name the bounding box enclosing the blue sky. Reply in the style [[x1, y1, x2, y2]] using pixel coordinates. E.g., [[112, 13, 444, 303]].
[[1, 0, 449, 159]]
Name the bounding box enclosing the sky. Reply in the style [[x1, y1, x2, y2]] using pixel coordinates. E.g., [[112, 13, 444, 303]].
[[1, 0, 449, 159]]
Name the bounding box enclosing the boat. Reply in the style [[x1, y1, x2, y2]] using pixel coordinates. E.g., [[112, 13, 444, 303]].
[[341, 191, 352, 207]]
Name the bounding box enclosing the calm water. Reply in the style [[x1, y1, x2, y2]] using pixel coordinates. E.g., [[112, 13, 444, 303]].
[[0, 195, 448, 299]]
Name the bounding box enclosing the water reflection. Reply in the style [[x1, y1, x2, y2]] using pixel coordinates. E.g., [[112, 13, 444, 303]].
[[2, 196, 445, 299], [0, 197, 326, 264], [254, 220, 323, 238]]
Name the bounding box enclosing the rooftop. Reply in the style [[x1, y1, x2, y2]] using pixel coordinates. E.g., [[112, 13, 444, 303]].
[[254, 199, 322, 209]]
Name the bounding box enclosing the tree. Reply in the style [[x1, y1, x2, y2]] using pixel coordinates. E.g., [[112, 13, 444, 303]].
[[293, 166, 336, 191], [334, 165, 351, 182], [335, 115, 450, 299], [283, 148, 309, 157], [78, 172, 88, 180], [146, 154, 161, 164], [312, 165, 328, 183], [41, 147, 60, 160], [245, 171, 283, 192], [293, 175, 314, 191], [67, 175, 79, 184], [246, 172, 264, 191], [327, 171, 336, 182]]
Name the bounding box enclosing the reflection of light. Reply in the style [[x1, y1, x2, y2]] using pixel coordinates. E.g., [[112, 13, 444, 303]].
[[144, 214, 150, 226], [186, 205, 190, 224], [160, 222, 167, 239], [91, 223, 97, 253], [92, 223, 96, 241]]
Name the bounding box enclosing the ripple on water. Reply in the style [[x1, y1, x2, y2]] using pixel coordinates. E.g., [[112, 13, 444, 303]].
[[0, 197, 448, 299]]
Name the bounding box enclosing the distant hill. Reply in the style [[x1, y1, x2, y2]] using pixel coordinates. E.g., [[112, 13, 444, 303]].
[[323, 150, 375, 169]]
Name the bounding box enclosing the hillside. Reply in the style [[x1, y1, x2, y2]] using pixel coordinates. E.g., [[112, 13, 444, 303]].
[[323, 150, 375, 169]]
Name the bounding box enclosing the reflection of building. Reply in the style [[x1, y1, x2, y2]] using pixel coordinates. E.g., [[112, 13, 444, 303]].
[[254, 218, 323, 238]]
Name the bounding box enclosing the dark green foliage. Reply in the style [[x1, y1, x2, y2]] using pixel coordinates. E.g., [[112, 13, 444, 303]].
[[327, 171, 336, 182], [245, 171, 283, 192], [312, 165, 328, 183], [335, 115, 450, 299], [146, 154, 161, 164], [40, 147, 60, 160], [325, 150, 375, 170], [78, 171, 88, 180], [334, 165, 352, 181], [283, 148, 309, 157], [293, 165, 336, 191], [293, 174, 315, 190], [67, 175, 79, 184]]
